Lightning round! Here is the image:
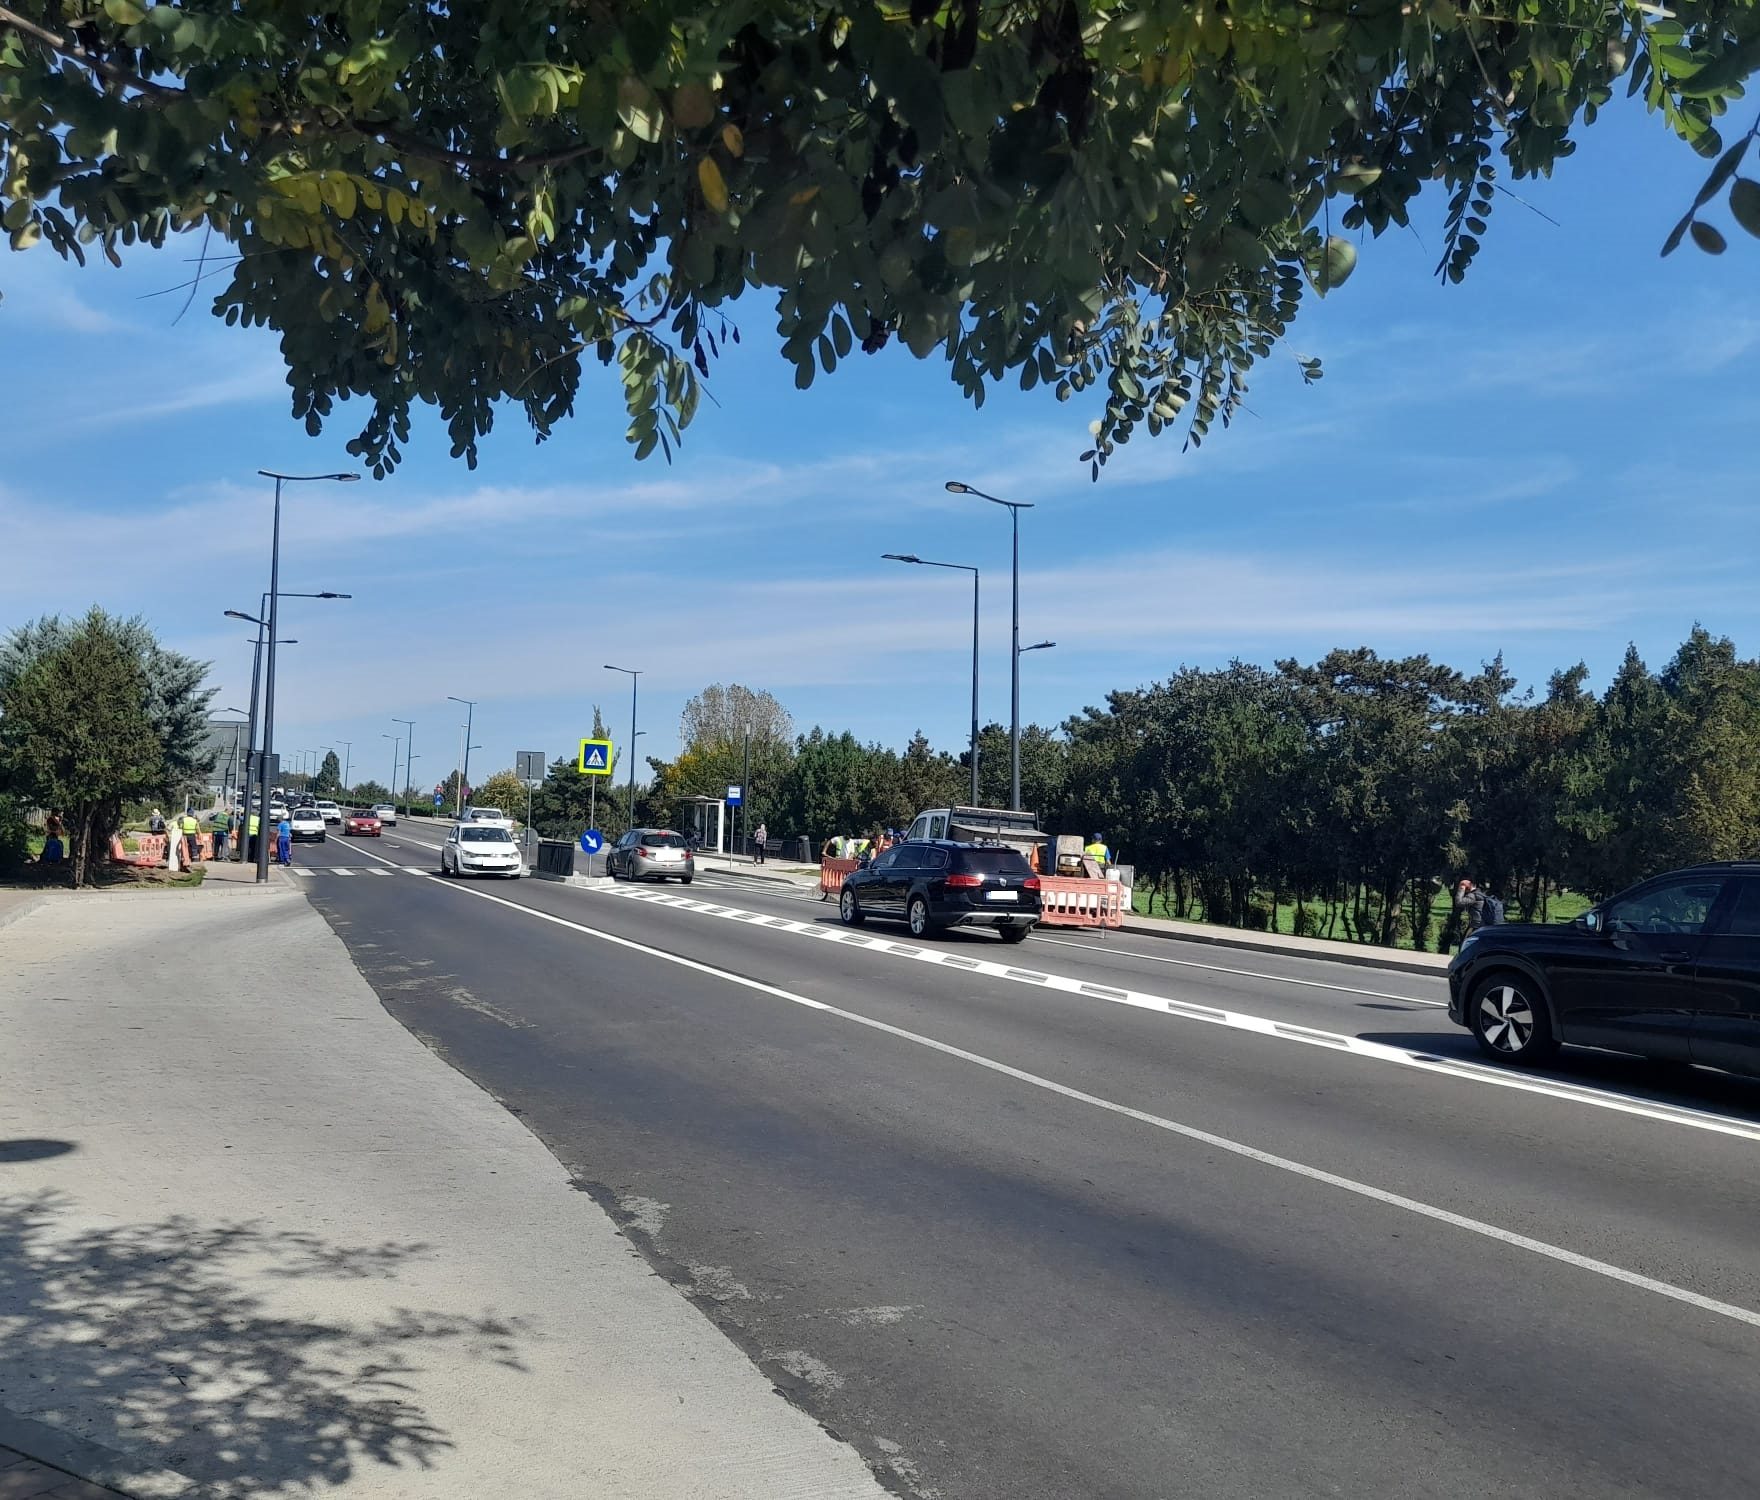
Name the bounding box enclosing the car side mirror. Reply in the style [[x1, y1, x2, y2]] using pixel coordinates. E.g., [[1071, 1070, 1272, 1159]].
[[1578, 910, 1602, 934]]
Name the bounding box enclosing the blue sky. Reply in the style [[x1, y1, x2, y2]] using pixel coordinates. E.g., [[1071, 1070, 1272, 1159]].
[[3, 98, 1757, 791]]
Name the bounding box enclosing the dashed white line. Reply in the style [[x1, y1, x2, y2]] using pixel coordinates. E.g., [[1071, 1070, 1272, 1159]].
[[419, 876, 1760, 1334], [592, 885, 1760, 1145], [1033, 934, 1448, 1006]]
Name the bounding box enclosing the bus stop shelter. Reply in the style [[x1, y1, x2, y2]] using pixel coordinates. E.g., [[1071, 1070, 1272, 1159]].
[[679, 795, 727, 854]]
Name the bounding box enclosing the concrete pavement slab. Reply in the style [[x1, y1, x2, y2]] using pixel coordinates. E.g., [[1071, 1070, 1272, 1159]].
[[0, 889, 888, 1500]]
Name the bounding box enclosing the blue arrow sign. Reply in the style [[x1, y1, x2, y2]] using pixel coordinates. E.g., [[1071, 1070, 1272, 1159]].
[[580, 829, 604, 855], [433, 793, 444, 807]]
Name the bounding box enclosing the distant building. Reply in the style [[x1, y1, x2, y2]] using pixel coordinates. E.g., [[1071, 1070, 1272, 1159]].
[[200, 717, 248, 796]]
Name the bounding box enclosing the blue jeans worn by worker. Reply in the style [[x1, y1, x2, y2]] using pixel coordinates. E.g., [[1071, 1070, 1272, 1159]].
[[276, 833, 292, 865]]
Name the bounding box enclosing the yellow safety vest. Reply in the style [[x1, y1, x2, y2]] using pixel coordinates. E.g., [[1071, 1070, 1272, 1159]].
[[1084, 841, 1110, 865]]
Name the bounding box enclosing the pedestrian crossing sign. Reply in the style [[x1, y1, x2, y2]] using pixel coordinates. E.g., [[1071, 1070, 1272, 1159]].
[[578, 738, 614, 776]]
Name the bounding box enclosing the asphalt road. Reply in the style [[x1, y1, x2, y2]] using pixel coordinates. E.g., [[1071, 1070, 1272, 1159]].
[[289, 826, 1760, 1499]]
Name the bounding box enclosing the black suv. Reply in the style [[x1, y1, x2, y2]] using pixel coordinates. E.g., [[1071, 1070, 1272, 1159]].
[[1447, 862, 1760, 1077], [838, 840, 1041, 942]]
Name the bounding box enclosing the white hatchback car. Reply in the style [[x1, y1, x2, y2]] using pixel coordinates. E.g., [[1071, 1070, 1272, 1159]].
[[315, 800, 342, 824], [441, 823, 523, 878], [373, 803, 398, 826], [289, 807, 327, 842]]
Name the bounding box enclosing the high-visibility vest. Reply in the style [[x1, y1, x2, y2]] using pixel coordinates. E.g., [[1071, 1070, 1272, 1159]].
[[1084, 841, 1111, 865], [180, 815, 199, 835], [248, 814, 260, 834]]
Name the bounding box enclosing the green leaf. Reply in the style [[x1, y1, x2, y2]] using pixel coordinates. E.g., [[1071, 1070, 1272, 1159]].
[[1689, 219, 1727, 254], [672, 83, 716, 131], [1730, 178, 1760, 240], [103, 0, 148, 24]]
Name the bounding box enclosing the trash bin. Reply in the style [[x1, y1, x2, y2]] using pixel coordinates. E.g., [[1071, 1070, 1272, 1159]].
[[791, 835, 812, 864], [536, 839, 576, 877]]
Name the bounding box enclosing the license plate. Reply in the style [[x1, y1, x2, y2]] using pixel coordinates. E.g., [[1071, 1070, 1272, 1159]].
[[985, 890, 1017, 902]]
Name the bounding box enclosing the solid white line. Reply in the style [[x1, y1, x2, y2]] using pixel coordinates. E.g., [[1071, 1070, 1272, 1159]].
[[420, 876, 1760, 1333], [594, 886, 1760, 1145], [1033, 934, 1448, 1006]]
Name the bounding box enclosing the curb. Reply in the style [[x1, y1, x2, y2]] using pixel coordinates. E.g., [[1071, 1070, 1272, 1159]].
[[533, 871, 612, 890], [1114, 917, 1450, 978], [0, 1408, 210, 1499], [0, 893, 49, 933]]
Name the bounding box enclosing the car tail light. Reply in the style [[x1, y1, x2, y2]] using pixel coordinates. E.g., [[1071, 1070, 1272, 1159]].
[[946, 873, 984, 889], [1023, 876, 1041, 892]]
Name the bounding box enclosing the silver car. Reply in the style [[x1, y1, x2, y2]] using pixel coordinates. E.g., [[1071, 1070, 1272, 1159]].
[[606, 829, 695, 884]]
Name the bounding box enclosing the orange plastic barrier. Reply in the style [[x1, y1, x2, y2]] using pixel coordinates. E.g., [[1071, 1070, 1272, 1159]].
[[1035, 876, 1127, 929], [819, 857, 860, 899], [111, 832, 217, 864]]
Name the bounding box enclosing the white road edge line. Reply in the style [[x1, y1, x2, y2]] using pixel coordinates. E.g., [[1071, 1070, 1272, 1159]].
[[593, 887, 1760, 1146], [423, 875, 1760, 1333]]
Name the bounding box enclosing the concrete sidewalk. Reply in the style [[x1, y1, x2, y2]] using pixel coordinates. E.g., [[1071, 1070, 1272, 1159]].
[[0, 885, 887, 1500]]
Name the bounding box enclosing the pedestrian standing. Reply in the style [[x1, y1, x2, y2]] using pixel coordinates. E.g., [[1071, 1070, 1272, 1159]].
[[247, 809, 261, 865], [211, 807, 230, 860], [276, 813, 292, 867], [1454, 878, 1487, 943], [180, 808, 202, 864], [753, 821, 768, 864]]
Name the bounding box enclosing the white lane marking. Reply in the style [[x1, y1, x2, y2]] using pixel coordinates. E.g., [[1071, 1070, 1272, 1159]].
[[593, 886, 1760, 1146], [423, 877, 1760, 1333], [1034, 934, 1448, 1007], [288, 868, 316, 878], [332, 868, 358, 877]]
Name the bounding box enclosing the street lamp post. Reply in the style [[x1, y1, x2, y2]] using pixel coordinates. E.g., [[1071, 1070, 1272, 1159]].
[[447, 697, 476, 816], [332, 741, 352, 800], [383, 733, 402, 803], [392, 718, 415, 813], [226, 588, 348, 861], [605, 665, 641, 827], [884, 553, 980, 805], [946, 481, 1034, 811], [253, 469, 359, 881]]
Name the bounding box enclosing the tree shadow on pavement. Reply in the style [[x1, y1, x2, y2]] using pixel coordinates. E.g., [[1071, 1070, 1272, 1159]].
[[0, 1190, 529, 1495]]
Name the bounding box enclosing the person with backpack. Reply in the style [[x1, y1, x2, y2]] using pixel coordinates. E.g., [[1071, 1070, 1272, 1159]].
[[1455, 878, 1504, 939]]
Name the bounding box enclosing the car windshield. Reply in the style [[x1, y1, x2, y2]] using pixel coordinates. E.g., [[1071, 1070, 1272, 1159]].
[[956, 849, 1032, 875], [469, 809, 504, 820], [460, 827, 513, 844], [641, 832, 686, 848]]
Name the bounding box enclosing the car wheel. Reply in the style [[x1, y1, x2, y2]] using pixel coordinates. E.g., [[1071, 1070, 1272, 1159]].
[[681, 876, 693, 886], [1469, 971, 1558, 1066], [907, 894, 935, 938], [839, 887, 864, 926], [999, 924, 1031, 944]]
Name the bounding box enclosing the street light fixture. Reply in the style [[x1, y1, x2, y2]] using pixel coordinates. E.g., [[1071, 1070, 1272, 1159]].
[[605, 665, 641, 827], [447, 696, 477, 817], [946, 480, 1034, 811], [884, 553, 981, 805], [1021, 640, 1056, 654], [252, 468, 359, 882]]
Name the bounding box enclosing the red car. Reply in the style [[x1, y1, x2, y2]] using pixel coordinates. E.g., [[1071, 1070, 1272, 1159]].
[[343, 812, 383, 837]]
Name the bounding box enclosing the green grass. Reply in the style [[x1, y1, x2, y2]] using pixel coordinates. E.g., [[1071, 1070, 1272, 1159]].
[[1129, 883, 1595, 952]]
